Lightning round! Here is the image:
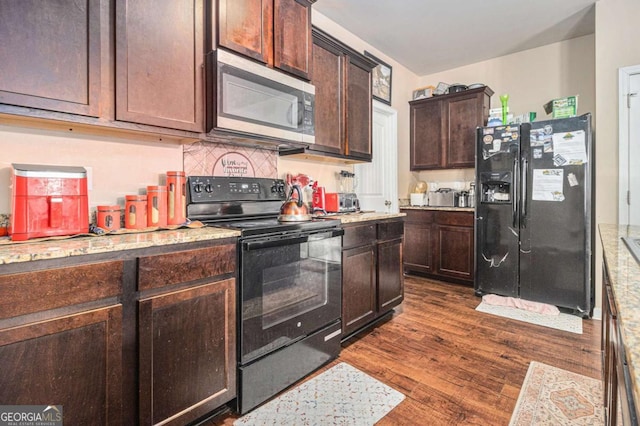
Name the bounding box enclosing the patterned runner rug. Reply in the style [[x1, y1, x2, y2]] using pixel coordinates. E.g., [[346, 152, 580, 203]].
[[476, 302, 583, 334], [510, 361, 604, 425], [234, 362, 405, 425]]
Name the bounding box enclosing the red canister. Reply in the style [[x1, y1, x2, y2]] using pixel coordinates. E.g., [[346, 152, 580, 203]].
[[97, 205, 121, 231], [147, 186, 167, 227], [166, 171, 186, 225], [125, 195, 147, 229]]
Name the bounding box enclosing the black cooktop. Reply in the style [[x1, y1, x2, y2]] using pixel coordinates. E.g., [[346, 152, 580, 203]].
[[186, 176, 341, 238], [202, 216, 340, 238]]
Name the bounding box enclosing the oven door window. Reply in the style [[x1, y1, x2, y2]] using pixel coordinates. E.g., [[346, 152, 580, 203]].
[[240, 231, 342, 364]]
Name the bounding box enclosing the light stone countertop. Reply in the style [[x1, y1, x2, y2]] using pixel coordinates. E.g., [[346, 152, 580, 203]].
[[319, 211, 406, 224], [599, 224, 640, 412], [0, 226, 240, 265], [0, 212, 407, 265], [400, 206, 475, 213]]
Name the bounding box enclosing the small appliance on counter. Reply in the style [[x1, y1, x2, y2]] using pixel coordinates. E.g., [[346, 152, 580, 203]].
[[324, 192, 360, 213], [10, 163, 89, 241], [428, 188, 455, 207]]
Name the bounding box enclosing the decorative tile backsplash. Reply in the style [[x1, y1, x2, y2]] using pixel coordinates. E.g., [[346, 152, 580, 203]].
[[183, 141, 277, 178]]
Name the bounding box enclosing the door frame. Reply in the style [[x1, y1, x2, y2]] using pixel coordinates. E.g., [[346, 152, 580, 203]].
[[355, 100, 398, 212], [618, 64, 640, 224]]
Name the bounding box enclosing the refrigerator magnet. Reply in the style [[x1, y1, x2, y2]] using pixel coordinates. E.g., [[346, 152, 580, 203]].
[[483, 135, 494, 144], [567, 173, 579, 187], [533, 148, 543, 159]]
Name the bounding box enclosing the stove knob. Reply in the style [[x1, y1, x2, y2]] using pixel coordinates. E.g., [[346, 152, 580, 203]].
[[204, 183, 213, 193], [193, 183, 203, 193]]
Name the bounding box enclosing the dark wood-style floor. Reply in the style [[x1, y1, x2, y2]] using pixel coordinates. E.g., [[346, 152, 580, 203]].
[[206, 275, 602, 425]]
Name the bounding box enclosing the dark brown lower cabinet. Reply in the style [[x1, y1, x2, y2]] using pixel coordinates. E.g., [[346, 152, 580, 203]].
[[0, 305, 123, 425], [341, 218, 404, 338], [602, 263, 638, 425], [0, 239, 237, 425], [139, 278, 236, 426], [401, 209, 474, 285], [342, 243, 377, 334]]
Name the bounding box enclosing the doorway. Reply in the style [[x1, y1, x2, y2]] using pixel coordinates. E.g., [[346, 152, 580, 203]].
[[354, 101, 398, 213], [619, 65, 640, 225]]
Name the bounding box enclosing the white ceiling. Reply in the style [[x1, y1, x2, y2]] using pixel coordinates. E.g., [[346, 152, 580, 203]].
[[313, 0, 597, 76]]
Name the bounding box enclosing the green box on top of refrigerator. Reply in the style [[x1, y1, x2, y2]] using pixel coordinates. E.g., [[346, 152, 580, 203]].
[[543, 96, 578, 118]]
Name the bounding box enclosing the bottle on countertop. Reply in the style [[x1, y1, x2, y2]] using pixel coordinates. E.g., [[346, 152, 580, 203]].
[[469, 182, 476, 208]]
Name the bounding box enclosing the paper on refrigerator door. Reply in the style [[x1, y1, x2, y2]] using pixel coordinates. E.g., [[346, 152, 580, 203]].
[[551, 130, 587, 166], [532, 169, 565, 201]]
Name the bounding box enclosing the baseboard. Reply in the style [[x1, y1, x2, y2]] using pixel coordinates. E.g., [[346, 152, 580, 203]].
[[592, 307, 602, 321]]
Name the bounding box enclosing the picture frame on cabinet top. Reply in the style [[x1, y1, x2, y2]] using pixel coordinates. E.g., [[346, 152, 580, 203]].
[[364, 51, 392, 105]]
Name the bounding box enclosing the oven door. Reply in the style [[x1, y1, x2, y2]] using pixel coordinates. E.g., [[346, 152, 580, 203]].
[[239, 227, 343, 364]]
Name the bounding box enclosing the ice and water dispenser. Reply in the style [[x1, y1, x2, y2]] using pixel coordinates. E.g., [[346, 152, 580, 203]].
[[479, 172, 512, 203]]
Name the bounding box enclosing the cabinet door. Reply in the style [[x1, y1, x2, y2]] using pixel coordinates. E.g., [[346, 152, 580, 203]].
[[116, 0, 205, 132], [342, 244, 376, 336], [138, 279, 236, 426], [273, 0, 312, 79], [218, 0, 272, 65], [446, 93, 484, 167], [0, 305, 123, 425], [310, 33, 345, 156], [345, 59, 373, 160], [435, 224, 474, 282], [377, 238, 404, 313], [403, 221, 433, 274], [0, 0, 104, 117], [410, 99, 444, 169]]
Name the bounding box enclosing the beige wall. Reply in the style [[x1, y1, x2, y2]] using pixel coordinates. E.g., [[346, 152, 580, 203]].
[[399, 34, 596, 198], [0, 122, 183, 214], [594, 0, 640, 310]]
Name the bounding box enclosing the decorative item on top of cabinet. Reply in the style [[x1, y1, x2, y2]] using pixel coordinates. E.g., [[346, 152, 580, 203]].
[[116, 0, 205, 132], [410, 86, 493, 170], [217, 0, 316, 80], [0, 0, 105, 117], [279, 27, 376, 163]]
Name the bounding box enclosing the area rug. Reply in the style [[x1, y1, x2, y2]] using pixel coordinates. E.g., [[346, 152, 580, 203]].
[[476, 302, 583, 334], [510, 361, 604, 425], [234, 362, 405, 425]]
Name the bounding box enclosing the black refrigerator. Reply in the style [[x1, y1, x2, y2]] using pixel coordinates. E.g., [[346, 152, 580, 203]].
[[474, 113, 593, 317]]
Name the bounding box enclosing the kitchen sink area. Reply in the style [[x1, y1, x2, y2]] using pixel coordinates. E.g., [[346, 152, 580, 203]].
[[623, 237, 640, 264]]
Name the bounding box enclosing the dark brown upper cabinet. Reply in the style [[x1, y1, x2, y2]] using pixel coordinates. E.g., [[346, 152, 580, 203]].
[[217, 0, 314, 80], [0, 0, 105, 117], [285, 27, 375, 162], [410, 86, 493, 170], [116, 0, 205, 132]]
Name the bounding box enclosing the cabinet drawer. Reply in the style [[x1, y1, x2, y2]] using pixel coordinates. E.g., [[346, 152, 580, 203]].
[[378, 219, 404, 241], [0, 261, 123, 320], [435, 211, 474, 227], [401, 209, 435, 224], [342, 224, 376, 249], [138, 244, 236, 291]]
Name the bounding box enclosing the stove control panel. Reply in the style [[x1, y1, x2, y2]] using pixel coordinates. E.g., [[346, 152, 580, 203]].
[[187, 176, 286, 203]]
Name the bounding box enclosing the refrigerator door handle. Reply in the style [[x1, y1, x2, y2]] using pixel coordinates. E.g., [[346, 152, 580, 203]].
[[512, 157, 519, 228], [521, 158, 529, 221]]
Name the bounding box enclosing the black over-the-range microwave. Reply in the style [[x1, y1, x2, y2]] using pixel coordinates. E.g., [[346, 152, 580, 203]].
[[206, 48, 315, 146]]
